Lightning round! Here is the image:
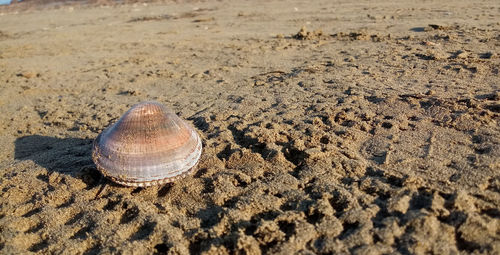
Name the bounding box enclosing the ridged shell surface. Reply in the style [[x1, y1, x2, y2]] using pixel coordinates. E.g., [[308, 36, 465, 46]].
[[92, 101, 202, 187]]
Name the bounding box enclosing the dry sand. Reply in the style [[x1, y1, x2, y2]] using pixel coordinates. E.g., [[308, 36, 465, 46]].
[[0, 0, 499, 254]]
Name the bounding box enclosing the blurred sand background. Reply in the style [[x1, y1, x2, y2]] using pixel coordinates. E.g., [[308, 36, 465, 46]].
[[0, 0, 499, 254]]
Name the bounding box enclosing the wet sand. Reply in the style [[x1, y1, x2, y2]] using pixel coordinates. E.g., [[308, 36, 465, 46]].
[[0, 0, 499, 254]]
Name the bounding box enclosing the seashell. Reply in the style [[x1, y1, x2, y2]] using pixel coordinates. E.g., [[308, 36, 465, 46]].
[[92, 101, 202, 187]]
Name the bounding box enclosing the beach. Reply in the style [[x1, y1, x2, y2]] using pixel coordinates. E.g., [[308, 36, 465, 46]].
[[0, 0, 499, 253]]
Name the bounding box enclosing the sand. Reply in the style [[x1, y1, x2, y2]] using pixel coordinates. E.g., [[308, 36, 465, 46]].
[[0, 0, 499, 254]]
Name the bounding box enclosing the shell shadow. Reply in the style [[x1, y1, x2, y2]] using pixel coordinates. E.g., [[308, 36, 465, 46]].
[[14, 135, 96, 179]]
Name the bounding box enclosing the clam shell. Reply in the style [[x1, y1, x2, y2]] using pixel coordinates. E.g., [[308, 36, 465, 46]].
[[92, 101, 202, 187]]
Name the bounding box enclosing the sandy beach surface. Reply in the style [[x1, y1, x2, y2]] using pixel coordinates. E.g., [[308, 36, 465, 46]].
[[0, 0, 499, 254]]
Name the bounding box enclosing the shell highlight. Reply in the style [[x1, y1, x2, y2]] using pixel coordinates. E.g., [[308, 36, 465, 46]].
[[92, 101, 202, 187]]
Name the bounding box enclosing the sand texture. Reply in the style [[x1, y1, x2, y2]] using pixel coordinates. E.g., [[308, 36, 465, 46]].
[[0, 0, 499, 254]]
